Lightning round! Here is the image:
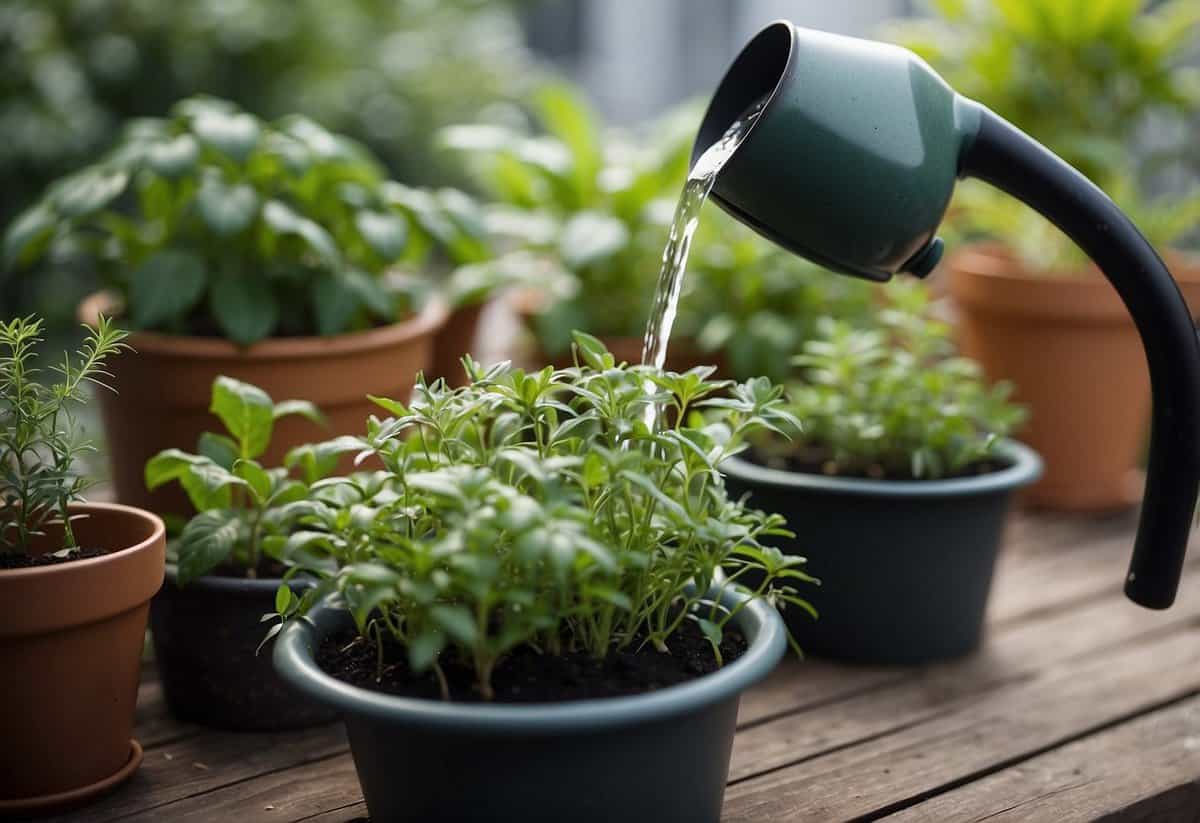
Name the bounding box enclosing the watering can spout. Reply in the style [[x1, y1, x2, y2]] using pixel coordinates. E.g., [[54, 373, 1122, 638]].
[[698, 20, 1200, 608]]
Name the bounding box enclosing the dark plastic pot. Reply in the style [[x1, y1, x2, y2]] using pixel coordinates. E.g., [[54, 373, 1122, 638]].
[[722, 440, 1042, 664], [150, 566, 337, 731], [274, 588, 787, 823]]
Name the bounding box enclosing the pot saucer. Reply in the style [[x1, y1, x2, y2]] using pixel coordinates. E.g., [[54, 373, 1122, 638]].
[[0, 739, 143, 818]]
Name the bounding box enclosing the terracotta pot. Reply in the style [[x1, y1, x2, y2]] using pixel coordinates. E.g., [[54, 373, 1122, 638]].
[[0, 503, 165, 816], [947, 244, 1200, 510], [80, 293, 446, 516], [430, 299, 489, 388]]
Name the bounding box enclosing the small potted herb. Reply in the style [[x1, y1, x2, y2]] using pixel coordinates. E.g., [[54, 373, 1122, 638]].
[[143, 376, 337, 730], [0, 316, 165, 815], [722, 285, 1040, 664], [4, 96, 490, 514], [889, 0, 1200, 509], [269, 335, 812, 822]]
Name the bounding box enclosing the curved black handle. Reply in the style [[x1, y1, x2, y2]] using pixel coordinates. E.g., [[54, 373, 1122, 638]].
[[960, 108, 1200, 609]]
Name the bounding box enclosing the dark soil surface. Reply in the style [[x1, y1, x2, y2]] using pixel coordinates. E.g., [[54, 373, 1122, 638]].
[[746, 444, 1010, 481], [317, 620, 748, 704], [0, 547, 106, 569]]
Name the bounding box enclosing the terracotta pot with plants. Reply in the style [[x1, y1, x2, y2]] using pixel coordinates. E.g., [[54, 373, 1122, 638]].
[[889, 0, 1200, 510], [722, 285, 1040, 663], [267, 334, 807, 822], [142, 376, 344, 731], [0, 317, 165, 816], [3, 97, 503, 515], [947, 245, 1200, 510]]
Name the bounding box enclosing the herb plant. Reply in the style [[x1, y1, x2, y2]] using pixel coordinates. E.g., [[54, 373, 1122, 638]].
[[4, 96, 491, 345], [269, 334, 816, 700], [145, 376, 326, 584], [1, 315, 129, 554], [757, 283, 1026, 480]]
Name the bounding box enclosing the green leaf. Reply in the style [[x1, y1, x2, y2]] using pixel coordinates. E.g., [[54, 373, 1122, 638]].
[[3, 205, 57, 268], [196, 175, 259, 236], [275, 585, 293, 615], [341, 269, 396, 319], [145, 135, 199, 178], [144, 448, 205, 491], [262, 201, 339, 265], [181, 462, 248, 512], [695, 617, 723, 649], [197, 432, 239, 469], [559, 212, 629, 269], [233, 459, 272, 503], [408, 628, 446, 671], [355, 210, 408, 261], [51, 166, 129, 218], [430, 605, 479, 646], [211, 376, 275, 458], [177, 510, 241, 585], [192, 110, 261, 162], [128, 250, 207, 330], [311, 271, 360, 336], [273, 399, 327, 427], [210, 270, 279, 345]]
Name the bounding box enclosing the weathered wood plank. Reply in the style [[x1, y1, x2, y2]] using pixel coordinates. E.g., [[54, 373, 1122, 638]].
[[729, 568, 1200, 782], [879, 693, 1200, 823], [721, 624, 1200, 821]]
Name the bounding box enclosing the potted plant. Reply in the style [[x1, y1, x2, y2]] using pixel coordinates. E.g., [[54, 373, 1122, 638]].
[[0, 315, 165, 815], [141, 376, 340, 730], [722, 285, 1040, 664], [3, 96, 492, 514], [440, 84, 723, 370], [889, 0, 1200, 509], [268, 336, 812, 822]]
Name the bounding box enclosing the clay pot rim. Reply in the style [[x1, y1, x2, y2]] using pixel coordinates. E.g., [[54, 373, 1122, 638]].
[[274, 585, 786, 734], [0, 502, 164, 581], [78, 292, 448, 361], [948, 242, 1200, 285], [721, 439, 1042, 499]]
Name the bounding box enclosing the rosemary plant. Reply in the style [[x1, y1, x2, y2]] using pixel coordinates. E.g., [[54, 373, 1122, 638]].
[[1, 315, 129, 554]]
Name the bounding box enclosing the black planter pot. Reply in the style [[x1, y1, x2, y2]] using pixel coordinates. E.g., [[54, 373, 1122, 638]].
[[273, 588, 787, 823], [722, 440, 1042, 664], [149, 566, 338, 731]]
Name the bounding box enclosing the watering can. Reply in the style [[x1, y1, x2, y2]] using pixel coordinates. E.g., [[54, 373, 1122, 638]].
[[695, 21, 1200, 609]]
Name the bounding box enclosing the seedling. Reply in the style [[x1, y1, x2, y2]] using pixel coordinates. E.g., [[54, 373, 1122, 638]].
[[145, 376, 326, 584], [0, 315, 129, 553], [270, 334, 816, 699]]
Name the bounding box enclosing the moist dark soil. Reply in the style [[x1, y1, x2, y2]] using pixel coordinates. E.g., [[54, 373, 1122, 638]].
[[317, 620, 748, 704], [746, 444, 1010, 481], [0, 547, 106, 569]]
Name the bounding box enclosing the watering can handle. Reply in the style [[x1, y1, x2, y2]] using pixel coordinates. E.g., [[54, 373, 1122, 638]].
[[960, 107, 1200, 609]]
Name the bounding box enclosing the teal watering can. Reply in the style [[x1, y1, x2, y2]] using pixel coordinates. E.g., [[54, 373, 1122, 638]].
[[696, 21, 1200, 609]]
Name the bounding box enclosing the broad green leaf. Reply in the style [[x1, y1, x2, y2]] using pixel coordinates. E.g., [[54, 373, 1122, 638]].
[[145, 135, 199, 178], [192, 110, 261, 162], [210, 270, 279, 345], [197, 432, 239, 469], [311, 271, 360, 336], [275, 585, 293, 614], [144, 448, 206, 490], [176, 510, 241, 585], [355, 210, 408, 261], [233, 459, 272, 503], [273, 399, 327, 427], [559, 211, 629, 269], [2, 205, 57, 268], [341, 269, 396, 319], [51, 166, 129, 218], [262, 200, 339, 265], [128, 250, 207, 330], [211, 376, 274, 458], [181, 461, 248, 512], [430, 605, 478, 646], [408, 628, 446, 671], [196, 175, 259, 236]]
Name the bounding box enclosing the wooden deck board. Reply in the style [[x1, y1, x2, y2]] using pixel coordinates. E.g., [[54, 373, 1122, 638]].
[[43, 513, 1200, 821]]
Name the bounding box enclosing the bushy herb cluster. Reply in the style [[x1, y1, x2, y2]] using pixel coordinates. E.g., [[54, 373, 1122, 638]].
[[4, 96, 490, 345], [270, 334, 815, 699], [145, 377, 326, 584], [758, 284, 1025, 480], [1, 315, 128, 553]]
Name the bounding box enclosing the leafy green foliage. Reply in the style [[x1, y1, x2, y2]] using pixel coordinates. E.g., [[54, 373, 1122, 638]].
[[145, 376, 324, 584], [887, 0, 1200, 269], [758, 284, 1026, 480], [5, 97, 492, 344], [271, 334, 816, 699], [1, 315, 129, 553]]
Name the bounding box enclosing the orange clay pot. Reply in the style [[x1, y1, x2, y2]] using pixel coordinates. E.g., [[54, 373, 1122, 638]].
[[80, 293, 446, 516], [430, 299, 490, 388], [0, 503, 165, 816], [947, 244, 1200, 510]]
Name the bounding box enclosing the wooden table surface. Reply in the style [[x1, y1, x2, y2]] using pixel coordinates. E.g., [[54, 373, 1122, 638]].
[[44, 510, 1200, 822]]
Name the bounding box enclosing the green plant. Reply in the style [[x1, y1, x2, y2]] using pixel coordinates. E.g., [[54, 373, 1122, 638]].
[[440, 84, 700, 354], [4, 96, 491, 345], [887, 0, 1200, 269], [268, 333, 816, 700], [144, 376, 328, 584], [757, 283, 1025, 480], [0, 314, 129, 554]]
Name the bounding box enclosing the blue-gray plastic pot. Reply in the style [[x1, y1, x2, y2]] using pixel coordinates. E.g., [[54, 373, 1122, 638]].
[[273, 588, 787, 822], [722, 440, 1042, 664]]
